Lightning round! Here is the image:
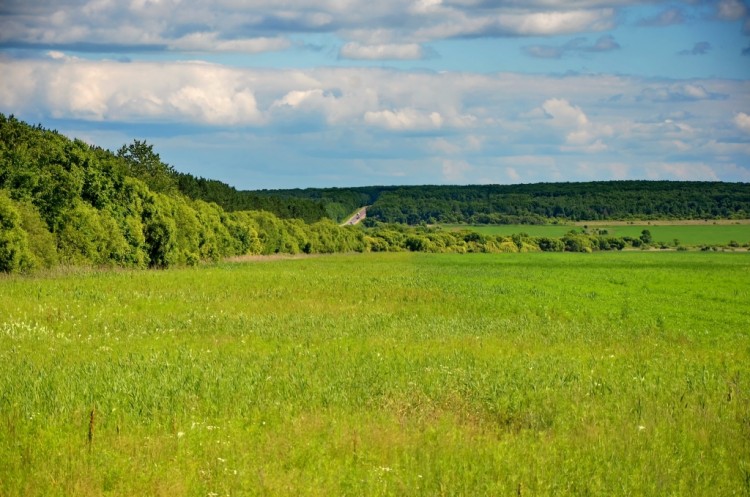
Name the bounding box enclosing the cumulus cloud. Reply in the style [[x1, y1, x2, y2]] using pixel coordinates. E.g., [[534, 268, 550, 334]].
[[523, 34, 620, 59], [637, 7, 686, 27], [716, 0, 748, 21], [678, 41, 711, 56], [1, 55, 748, 185], [536, 98, 614, 153], [364, 108, 444, 131], [339, 42, 426, 60], [640, 84, 728, 102], [541, 98, 589, 128], [0, 0, 623, 52], [735, 112, 750, 133], [497, 9, 616, 36], [412, 8, 616, 40], [0, 57, 264, 124], [168, 35, 292, 53]]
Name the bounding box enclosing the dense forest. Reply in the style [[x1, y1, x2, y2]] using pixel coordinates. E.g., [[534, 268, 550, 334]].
[[1, 113, 748, 273], [0, 114, 364, 272], [256, 182, 750, 225]]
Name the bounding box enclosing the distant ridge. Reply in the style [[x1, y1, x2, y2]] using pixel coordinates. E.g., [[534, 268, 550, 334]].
[[249, 181, 750, 225]]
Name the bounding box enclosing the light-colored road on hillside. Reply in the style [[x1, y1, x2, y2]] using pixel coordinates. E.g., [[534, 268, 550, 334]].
[[342, 207, 367, 226]]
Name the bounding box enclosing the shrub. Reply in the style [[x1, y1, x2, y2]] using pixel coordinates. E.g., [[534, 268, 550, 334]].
[[0, 190, 35, 272], [16, 200, 58, 268]]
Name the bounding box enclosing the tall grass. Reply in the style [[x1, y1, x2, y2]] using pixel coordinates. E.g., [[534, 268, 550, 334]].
[[1, 252, 749, 496]]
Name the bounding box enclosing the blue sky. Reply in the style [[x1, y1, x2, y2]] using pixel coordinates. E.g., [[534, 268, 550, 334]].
[[1, 0, 749, 189]]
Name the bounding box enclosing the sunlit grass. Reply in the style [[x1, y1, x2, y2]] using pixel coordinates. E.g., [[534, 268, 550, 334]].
[[1, 252, 749, 496]]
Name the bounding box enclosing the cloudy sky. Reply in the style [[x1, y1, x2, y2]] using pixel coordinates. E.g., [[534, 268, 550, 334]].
[[1, 0, 749, 189]]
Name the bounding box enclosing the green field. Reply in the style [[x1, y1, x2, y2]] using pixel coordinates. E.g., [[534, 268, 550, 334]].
[[1, 253, 749, 496], [443, 223, 750, 246]]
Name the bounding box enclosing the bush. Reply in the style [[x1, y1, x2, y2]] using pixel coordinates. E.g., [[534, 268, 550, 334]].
[[537, 237, 564, 252], [55, 201, 109, 265], [16, 201, 58, 268], [0, 190, 35, 272]]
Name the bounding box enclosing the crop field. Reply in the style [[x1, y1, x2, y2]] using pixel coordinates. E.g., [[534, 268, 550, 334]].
[[1, 252, 749, 496], [444, 223, 750, 246]]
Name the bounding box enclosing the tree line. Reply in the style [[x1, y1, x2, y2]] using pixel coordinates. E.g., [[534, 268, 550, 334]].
[[2, 113, 748, 273], [252, 182, 750, 224], [0, 114, 363, 272]]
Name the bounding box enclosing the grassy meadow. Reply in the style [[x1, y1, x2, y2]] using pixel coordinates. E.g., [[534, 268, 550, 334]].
[[1, 252, 749, 496], [443, 222, 750, 246]]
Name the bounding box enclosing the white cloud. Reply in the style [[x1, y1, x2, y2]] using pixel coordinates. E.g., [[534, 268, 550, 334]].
[[640, 83, 727, 102], [1, 57, 264, 124], [169, 34, 292, 53], [536, 98, 616, 152], [0, 0, 625, 51], [339, 43, 425, 60], [717, 0, 748, 21], [637, 7, 685, 27], [541, 98, 589, 128], [1, 55, 748, 186], [273, 89, 326, 109], [501, 9, 616, 36], [411, 8, 615, 41], [364, 108, 444, 130], [735, 112, 750, 133]]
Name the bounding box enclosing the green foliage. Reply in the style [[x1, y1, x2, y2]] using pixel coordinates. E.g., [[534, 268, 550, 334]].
[[56, 200, 110, 265], [281, 182, 750, 225], [117, 140, 177, 194], [0, 114, 372, 272], [15, 200, 58, 268], [141, 193, 178, 268], [174, 172, 328, 223], [537, 236, 565, 252], [0, 190, 35, 272]]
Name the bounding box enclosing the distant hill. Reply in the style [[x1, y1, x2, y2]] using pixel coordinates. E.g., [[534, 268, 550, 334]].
[[253, 181, 750, 225]]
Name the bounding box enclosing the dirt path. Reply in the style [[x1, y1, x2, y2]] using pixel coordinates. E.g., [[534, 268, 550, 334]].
[[342, 207, 367, 226]]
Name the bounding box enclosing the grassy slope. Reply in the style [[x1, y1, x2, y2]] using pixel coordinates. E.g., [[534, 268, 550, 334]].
[[1, 253, 749, 496], [443, 223, 750, 246]]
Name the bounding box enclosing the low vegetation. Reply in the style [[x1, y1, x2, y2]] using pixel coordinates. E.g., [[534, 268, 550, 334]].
[[441, 223, 750, 249], [1, 252, 748, 496]]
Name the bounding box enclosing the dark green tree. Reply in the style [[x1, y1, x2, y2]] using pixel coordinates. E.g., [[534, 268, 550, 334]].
[[117, 140, 177, 194]]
